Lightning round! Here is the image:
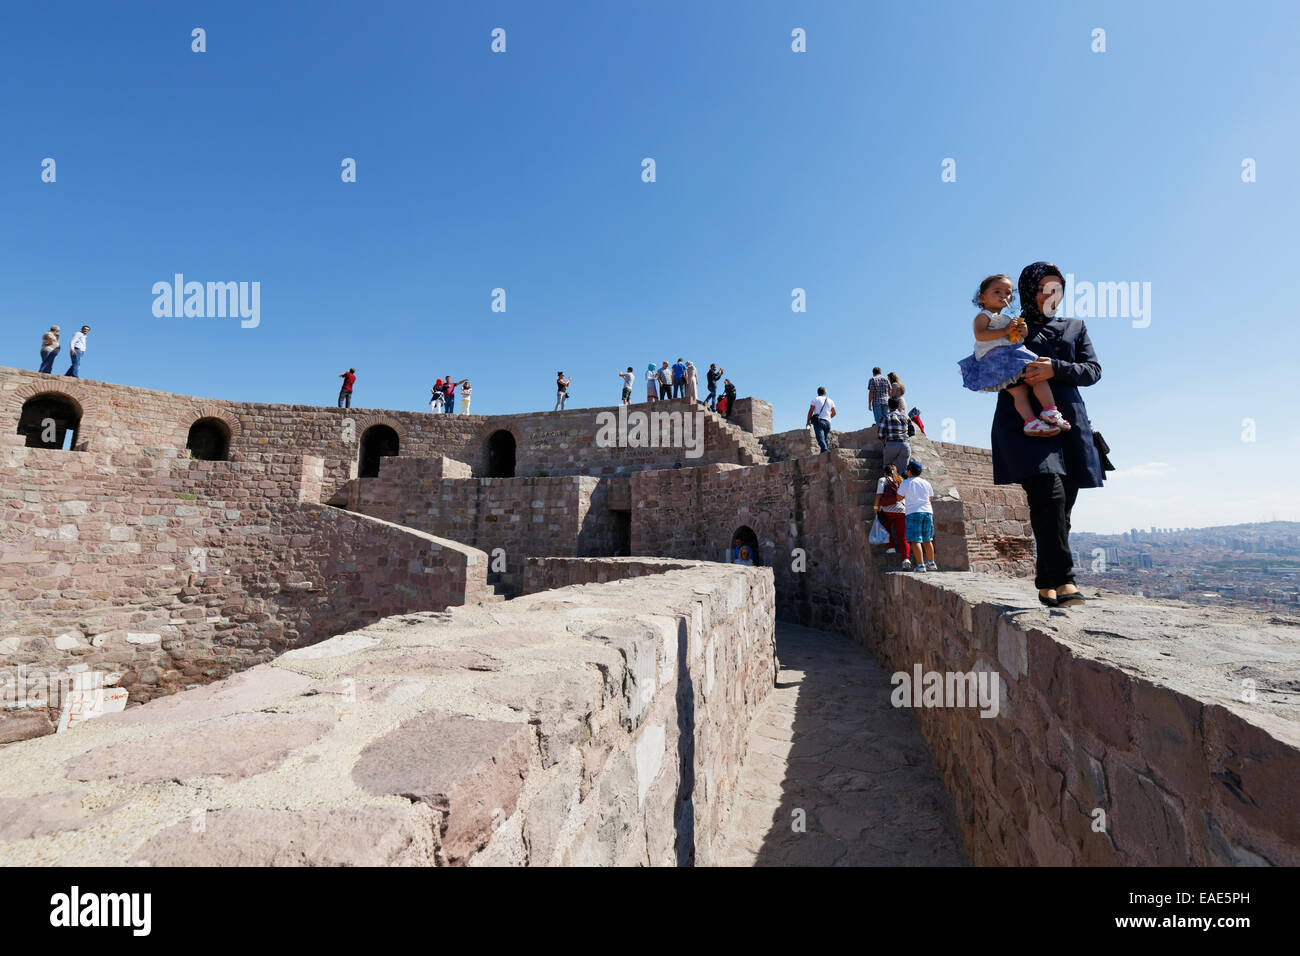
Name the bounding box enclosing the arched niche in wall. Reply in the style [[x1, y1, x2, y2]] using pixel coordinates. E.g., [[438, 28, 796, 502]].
[[17, 393, 82, 450], [359, 424, 400, 478], [729, 525, 761, 567], [186, 417, 231, 461], [486, 429, 516, 478]]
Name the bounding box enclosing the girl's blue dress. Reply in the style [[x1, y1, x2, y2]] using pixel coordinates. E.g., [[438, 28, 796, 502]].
[[958, 343, 1040, 391]]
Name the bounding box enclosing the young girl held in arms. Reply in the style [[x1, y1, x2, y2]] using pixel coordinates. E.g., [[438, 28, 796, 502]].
[[958, 274, 1070, 436]]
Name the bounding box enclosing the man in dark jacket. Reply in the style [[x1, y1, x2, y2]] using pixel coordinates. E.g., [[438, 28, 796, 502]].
[[706, 364, 723, 410]]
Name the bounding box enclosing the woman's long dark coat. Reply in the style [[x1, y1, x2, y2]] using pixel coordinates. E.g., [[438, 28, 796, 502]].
[[991, 315, 1106, 487]]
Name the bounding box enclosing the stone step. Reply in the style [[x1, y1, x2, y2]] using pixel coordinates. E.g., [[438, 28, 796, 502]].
[[697, 404, 770, 465]]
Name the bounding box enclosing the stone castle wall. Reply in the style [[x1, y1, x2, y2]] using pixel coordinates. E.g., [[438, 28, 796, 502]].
[[1, 370, 766, 502], [630, 458, 863, 632], [2, 365, 1033, 744], [0, 441, 490, 742], [0, 562, 776, 867], [521, 556, 705, 595], [627, 448, 1003, 633], [930, 441, 1035, 574], [346, 460, 625, 586], [5, 365, 1298, 868], [727, 398, 772, 436], [861, 572, 1300, 866]]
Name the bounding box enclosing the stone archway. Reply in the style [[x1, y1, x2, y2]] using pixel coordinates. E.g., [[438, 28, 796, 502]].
[[487, 429, 516, 478], [185, 406, 242, 457], [17, 393, 82, 450], [186, 418, 231, 461], [730, 525, 761, 566], [8, 382, 95, 451]]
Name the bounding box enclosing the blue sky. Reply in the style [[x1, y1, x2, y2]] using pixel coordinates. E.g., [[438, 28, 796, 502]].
[[3, 0, 1298, 533]]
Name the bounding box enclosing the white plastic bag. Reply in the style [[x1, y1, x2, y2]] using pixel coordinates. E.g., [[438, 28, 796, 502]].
[[868, 516, 890, 545]]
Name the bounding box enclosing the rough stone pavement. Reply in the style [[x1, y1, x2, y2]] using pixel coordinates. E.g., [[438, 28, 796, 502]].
[[715, 622, 968, 866]]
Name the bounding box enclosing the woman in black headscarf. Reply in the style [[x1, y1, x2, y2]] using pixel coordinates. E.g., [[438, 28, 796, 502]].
[[991, 262, 1106, 607]]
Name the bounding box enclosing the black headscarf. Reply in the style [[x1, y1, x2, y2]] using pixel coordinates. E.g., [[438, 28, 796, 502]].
[[1018, 261, 1064, 323]]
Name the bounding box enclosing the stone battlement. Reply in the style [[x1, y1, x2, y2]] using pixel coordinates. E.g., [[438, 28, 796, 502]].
[[5, 560, 1296, 866], [2, 367, 772, 497], [0, 562, 776, 866], [2, 365, 1030, 743], [11, 365, 1293, 867], [861, 573, 1300, 866]]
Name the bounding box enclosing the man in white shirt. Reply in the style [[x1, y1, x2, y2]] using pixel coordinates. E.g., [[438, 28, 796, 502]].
[[899, 461, 937, 571], [64, 325, 90, 378], [618, 367, 636, 405], [806, 387, 837, 453]]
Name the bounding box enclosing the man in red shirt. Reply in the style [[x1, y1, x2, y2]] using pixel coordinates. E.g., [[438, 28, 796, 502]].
[[338, 368, 356, 408]]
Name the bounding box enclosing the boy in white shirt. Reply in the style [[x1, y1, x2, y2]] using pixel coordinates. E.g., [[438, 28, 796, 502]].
[[899, 461, 937, 571]]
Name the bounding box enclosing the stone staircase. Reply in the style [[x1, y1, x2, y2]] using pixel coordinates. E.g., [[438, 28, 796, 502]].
[[840, 447, 883, 516], [835, 447, 899, 570], [697, 404, 769, 466]]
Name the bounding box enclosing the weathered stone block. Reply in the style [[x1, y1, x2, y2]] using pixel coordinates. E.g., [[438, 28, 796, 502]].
[[1203, 703, 1300, 847], [1068, 659, 1134, 751], [1132, 679, 1205, 799], [353, 712, 534, 865], [1109, 760, 1189, 864]]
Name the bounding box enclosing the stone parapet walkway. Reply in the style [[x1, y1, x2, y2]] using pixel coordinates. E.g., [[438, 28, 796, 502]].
[[0, 565, 775, 866], [716, 622, 967, 866]]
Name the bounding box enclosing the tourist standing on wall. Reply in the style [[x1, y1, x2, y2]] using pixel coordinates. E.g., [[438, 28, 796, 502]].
[[646, 364, 658, 402], [806, 386, 837, 453], [868, 367, 890, 425], [64, 326, 89, 378], [430, 379, 444, 413], [38, 325, 60, 374], [446, 377, 468, 413], [706, 363, 723, 410], [618, 367, 635, 405], [671, 358, 686, 398], [873, 464, 909, 564], [684, 361, 698, 403], [877, 396, 913, 474], [657, 362, 672, 400], [887, 371, 905, 408], [459, 380, 472, 414], [992, 261, 1105, 608], [338, 368, 356, 408], [722, 378, 737, 418], [555, 372, 571, 411], [899, 461, 936, 571]]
